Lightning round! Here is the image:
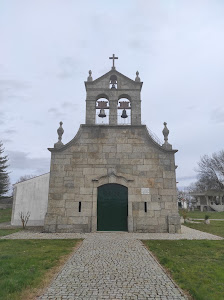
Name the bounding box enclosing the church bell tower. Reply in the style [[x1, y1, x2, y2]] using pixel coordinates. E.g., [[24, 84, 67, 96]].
[[85, 54, 142, 126]]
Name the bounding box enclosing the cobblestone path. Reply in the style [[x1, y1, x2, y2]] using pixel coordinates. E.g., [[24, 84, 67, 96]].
[[39, 234, 187, 300]]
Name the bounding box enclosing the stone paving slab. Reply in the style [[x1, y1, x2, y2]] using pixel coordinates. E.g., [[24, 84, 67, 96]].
[[38, 234, 188, 300], [1, 225, 223, 240]]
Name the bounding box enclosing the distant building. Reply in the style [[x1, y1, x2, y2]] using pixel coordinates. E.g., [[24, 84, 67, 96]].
[[190, 190, 224, 211]]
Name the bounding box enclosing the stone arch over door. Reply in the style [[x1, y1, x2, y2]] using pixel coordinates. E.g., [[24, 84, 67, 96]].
[[97, 183, 128, 231]]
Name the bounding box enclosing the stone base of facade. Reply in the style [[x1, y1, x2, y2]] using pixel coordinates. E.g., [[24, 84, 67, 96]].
[[43, 213, 91, 233], [44, 213, 181, 233]]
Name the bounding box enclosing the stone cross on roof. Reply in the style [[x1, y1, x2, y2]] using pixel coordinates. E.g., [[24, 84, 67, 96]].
[[109, 54, 118, 70]]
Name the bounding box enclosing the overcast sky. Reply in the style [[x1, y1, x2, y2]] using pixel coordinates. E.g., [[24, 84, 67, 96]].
[[1, 0, 224, 190]]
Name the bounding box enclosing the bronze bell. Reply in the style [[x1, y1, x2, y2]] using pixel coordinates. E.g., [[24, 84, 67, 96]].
[[98, 109, 106, 118], [121, 109, 128, 118]]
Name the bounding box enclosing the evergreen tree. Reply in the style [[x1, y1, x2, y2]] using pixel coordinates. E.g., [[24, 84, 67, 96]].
[[0, 141, 10, 197]]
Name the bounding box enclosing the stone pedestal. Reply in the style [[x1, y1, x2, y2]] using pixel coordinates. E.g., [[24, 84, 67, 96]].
[[168, 214, 181, 233]]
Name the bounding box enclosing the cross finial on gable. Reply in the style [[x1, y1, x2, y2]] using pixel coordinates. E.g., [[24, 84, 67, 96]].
[[109, 54, 118, 70]]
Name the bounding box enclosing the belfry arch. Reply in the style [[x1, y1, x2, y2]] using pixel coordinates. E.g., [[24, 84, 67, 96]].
[[95, 97, 109, 125], [109, 75, 118, 89], [117, 96, 131, 125]]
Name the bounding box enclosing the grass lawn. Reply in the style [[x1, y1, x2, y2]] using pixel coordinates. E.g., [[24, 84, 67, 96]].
[[0, 229, 21, 237], [179, 209, 224, 219], [144, 240, 224, 300], [0, 208, 12, 223], [0, 239, 81, 300], [184, 221, 224, 238]]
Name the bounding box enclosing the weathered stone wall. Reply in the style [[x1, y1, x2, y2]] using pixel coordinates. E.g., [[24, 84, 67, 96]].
[[44, 125, 180, 233]]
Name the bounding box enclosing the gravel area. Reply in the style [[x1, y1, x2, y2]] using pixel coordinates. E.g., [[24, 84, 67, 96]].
[[1, 225, 223, 240]]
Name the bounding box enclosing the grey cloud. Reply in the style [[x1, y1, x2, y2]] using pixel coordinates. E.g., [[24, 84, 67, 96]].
[[0, 79, 30, 103], [177, 176, 197, 181], [2, 139, 13, 143], [61, 101, 79, 110], [57, 57, 79, 79], [28, 120, 42, 126], [187, 105, 196, 110], [4, 129, 17, 135], [48, 103, 78, 117], [48, 108, 57, 113], [7, 150, 50, 175], [48, 107, 65, 118], [211, 108, 224, 123], [128, 39, 148, 50], [0, 79, 29, 90], [0, 112, 4, 125]]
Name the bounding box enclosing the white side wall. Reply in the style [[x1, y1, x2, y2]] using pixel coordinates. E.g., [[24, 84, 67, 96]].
[[11, 173, 50, 226]]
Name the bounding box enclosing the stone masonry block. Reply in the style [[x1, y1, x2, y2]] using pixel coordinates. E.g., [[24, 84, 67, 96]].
[[44, 213, 57, 225], [48, 200, 65, 208], [159, 188, 177, 196], [165, 202, 177, 210], [168, 214, 181, 225], [163, 178, 176, 189], [163, 171, 176, 179], [168, 224, 176, 234], [148, 202, 161, 211], [50, 207, 65, 215], [80, 187, 93, 195], [117, 144, 132, 153], [102, 145, 116, 152]]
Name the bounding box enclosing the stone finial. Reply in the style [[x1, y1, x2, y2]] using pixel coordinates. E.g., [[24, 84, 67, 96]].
[[87, 70, 93, 81], [135, 71, 140, 82], [162, 122, 172, 150], [54, 121, 64, 148]]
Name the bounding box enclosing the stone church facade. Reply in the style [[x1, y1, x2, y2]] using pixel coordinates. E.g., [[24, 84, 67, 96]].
[[44, 57, 181, 233]]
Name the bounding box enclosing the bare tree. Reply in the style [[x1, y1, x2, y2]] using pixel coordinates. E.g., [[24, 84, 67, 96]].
[[193, 150, 224, 191], [15, 175, 35, 184], [19, 211, 31, 229]]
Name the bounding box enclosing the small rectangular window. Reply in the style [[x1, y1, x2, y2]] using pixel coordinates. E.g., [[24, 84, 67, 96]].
[[144, 202, 147, 213], [79, 202, 81, 212]]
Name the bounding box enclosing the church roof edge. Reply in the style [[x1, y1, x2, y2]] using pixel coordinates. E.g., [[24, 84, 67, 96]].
[[48, 125, 177, 154]]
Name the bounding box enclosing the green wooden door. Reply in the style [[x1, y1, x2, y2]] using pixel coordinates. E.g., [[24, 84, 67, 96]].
[[97, 184, 128, 231]]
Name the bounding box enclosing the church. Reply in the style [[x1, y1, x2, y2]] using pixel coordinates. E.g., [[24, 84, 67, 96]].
[[12, 55, 181, 233]]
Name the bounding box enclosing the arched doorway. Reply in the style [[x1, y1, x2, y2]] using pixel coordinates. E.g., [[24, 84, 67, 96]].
[[97, 184, 128, 231]]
